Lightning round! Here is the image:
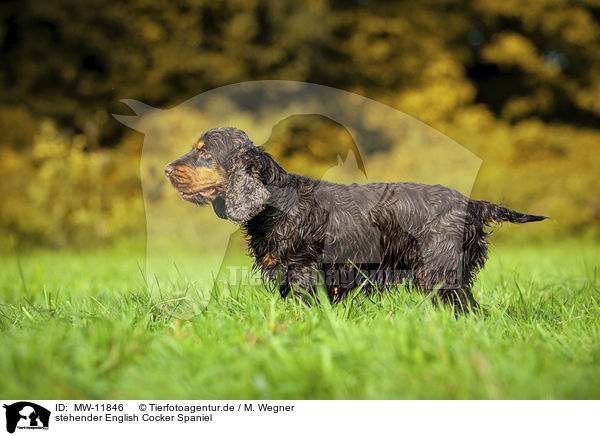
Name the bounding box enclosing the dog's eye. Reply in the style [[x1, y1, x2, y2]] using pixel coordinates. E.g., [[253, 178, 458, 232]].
[[198, 150, 212, 160]]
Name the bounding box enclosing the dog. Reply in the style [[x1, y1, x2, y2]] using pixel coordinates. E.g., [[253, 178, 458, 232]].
[[165, 127, 546, 311]]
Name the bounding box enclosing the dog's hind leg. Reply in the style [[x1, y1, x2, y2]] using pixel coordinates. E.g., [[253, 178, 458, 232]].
[[419, 276, 480, 313], [437, 287, 480, 313], [417, 235, 481, 313]]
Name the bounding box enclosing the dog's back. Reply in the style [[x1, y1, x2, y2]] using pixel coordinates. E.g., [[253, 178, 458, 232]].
[[309, 179, 546, 306]]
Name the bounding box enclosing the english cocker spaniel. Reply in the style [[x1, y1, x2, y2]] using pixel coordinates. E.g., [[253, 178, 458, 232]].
[[165, 127, 546, 311]]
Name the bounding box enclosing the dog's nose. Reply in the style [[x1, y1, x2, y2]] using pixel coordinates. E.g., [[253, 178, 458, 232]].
[[164, 165, 175, 176]]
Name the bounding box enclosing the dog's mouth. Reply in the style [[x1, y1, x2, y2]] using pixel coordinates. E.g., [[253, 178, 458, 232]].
[[178, 186, 217, 200], [176, 184, 224, 204], [165, 163, 225, 204]]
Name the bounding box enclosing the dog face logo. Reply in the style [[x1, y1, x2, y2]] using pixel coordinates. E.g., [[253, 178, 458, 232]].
[[3, 402, 50, 433], [114, 80, 482, 299]]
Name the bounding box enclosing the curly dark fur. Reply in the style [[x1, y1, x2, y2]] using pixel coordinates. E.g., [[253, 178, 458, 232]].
[[166, 127, 547, 311]]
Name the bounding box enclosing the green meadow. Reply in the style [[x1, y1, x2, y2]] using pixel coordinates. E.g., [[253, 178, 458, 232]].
[[0, 239, 599, 399]]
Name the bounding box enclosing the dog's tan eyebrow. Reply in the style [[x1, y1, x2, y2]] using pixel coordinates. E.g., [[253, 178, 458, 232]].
[[195, 140, 205, 149]]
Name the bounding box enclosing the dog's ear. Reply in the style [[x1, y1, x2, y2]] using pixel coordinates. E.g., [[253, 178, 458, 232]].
[[224, 149, 271, 224]]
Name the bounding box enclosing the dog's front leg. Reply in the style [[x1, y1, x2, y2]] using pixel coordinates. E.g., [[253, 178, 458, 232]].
[[279, 264, 319, 302]]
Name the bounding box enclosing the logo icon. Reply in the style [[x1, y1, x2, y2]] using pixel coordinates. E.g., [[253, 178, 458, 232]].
[[3, 402, 50, 434]]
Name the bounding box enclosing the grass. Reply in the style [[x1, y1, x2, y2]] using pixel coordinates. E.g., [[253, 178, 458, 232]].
[[0, 239, 599, 399]]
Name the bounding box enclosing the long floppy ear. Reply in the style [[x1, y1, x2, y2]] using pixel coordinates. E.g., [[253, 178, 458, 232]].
[[224, 153, 271, 224]]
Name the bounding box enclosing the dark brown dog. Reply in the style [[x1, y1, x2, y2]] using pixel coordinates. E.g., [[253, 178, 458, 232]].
[[165, 127, 546, 310]]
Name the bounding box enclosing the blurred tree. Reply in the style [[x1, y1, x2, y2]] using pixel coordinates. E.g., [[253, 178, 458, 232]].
[[467, 0, 600, 127], [1, 0, 600, 244], [2, 0, 599, 142], [0, 0, 333, 147]]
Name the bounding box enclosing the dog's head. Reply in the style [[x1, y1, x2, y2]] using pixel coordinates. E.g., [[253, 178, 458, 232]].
[[165, 127, 283, 224]]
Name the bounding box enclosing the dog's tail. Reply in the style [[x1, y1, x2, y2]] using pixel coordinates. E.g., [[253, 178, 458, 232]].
[[475, 201, 548, 224]]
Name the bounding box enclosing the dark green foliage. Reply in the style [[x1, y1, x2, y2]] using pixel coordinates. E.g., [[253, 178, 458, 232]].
[[1, 0, 599, 242]]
